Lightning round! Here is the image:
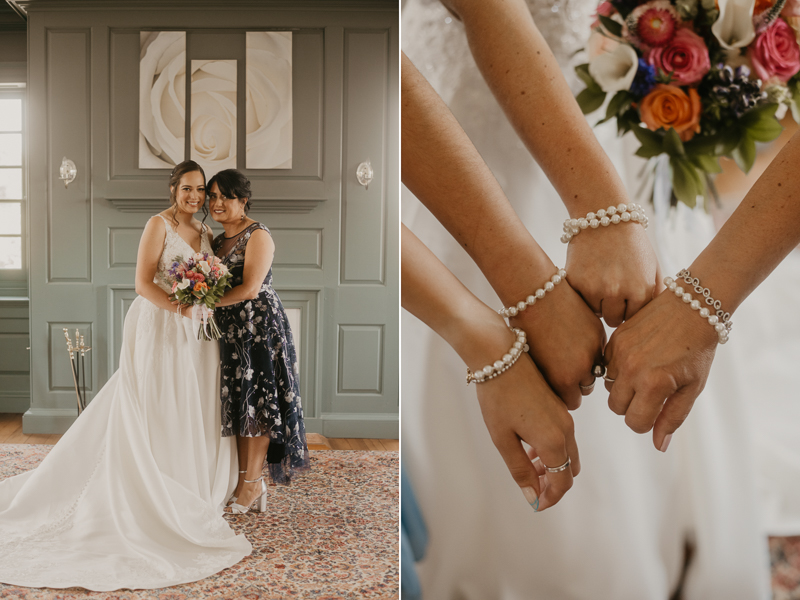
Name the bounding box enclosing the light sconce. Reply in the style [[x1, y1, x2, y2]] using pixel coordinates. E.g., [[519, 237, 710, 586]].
[[356, 160, 373, 190], [59, 157, 77, 188]]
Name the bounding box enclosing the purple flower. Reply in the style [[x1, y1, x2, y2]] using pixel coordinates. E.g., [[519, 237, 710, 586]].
[[630, 59, 656, 97]]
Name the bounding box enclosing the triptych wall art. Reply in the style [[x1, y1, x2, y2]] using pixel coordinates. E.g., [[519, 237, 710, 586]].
[[138, 31, 293, 172]]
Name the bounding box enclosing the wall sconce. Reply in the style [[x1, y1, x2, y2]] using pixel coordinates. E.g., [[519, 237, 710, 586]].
[[356, 160, 373, 190], [59, 157, 77, 188]]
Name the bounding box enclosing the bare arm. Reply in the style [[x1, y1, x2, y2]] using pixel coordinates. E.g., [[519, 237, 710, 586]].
[[402, 225, 579, 511], [441, 0, 660, 327], [605, 129, 800, 451], [216, 229, 276, 307], [402, 51, 604, 409], [135, 217, 182, 314]]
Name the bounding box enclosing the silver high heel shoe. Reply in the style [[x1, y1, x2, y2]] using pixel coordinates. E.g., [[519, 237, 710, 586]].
[[226, 470, 247, 506], [224, 475, 267, 515]]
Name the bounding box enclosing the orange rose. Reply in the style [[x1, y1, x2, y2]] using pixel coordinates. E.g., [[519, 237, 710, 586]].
[[639, 84, 702, 141]]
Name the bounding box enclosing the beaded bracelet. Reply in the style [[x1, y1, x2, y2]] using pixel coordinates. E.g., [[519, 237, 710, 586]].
[[560, 203, 649, 244], [664, 272, 732, 344], [498, 269, 567, 319], [466, 327, 529, 384]]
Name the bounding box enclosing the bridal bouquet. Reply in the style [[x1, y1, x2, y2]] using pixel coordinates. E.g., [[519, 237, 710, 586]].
[[575, 0, 800, 207], [167, 253, 231, 341]]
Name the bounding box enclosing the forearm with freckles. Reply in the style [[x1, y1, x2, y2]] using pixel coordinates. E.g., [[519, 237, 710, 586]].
[[401, 52, 555, 306], [444, 0, 630, 217], [686, 129, 800, 314]]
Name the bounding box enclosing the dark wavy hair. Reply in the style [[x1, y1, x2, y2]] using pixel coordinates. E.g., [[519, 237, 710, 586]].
[[168, 160, 209, 239], [207, 169, 252, 214]]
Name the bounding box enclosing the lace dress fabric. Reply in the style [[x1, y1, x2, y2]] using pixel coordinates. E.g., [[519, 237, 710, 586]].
[[212, 223, 310, 486], [401, 1, 770, 599], [0, 214, 251, 591]]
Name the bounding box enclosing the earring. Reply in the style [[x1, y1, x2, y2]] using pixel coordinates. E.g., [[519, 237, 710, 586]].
[[240, 213, 245, 222]]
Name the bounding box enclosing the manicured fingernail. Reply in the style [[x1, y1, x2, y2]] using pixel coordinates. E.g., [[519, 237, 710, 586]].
[[660, 433, 673, 453], [522, 486, 539, 511]]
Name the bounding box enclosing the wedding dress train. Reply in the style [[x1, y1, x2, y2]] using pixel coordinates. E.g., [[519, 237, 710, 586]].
[[402, 1, 772, 598], [0, 218, 251, 590]]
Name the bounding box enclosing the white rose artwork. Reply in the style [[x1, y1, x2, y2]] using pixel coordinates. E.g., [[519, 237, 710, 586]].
[[191, 60, 238, 174], [139, 31, 186, 169], [246, 32, 293, 169]]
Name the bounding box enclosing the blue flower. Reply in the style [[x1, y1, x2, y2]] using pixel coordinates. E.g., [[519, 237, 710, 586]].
[[630, 59, 656, 97]]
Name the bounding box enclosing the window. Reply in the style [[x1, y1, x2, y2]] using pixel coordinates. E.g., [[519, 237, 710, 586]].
[[0, 91, 24, 278]]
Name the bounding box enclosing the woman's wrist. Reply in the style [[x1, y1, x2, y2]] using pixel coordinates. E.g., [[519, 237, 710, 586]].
[[484, 242, 558, 310], [444, 305, 519, 373]]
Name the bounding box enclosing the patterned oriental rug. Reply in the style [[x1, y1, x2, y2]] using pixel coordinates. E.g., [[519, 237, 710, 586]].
[[0, 445, 399, 600]]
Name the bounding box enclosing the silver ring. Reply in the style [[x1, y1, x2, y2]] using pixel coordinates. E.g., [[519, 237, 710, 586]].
[[543, 457, 571, 473], [594, 364, 615, 383]]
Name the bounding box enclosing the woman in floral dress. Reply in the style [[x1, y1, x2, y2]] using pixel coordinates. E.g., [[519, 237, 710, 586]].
[[209, 169, 309, 515]]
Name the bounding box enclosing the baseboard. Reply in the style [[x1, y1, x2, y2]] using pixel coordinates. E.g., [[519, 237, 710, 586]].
[[319, 413, 398, 439], [18, 409, 399, 439], [22, 408, 80, 434], [0, 394, 30, 413]]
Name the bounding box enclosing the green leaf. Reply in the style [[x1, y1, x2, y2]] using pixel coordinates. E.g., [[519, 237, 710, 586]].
[[576, 87, 606, 115], [599, 15, 623, 37], [632, 125, 663, 153], [635, 145, 663, 158], [789, 78, 800, 125], [741, 103, 783, 142], [605, 91, 632, 120], [684, 134, 719, 158], [575, 64, 595, 88], [690, 154, 722, 174], [670, 157, 703, 208], [717, 127, 743, 156], [662, 127, 685, 157], [732, 135, 757, 173]]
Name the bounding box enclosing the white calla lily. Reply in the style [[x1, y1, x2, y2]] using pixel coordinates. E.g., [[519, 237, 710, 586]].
[[177, 279, 191, 290], [589, 43, 639, 94], [712, 0, 756, 50]]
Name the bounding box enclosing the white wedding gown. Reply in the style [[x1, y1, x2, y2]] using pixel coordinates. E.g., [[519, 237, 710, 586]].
[[0, 216, 252, 591], [402, 1, 778, 598]]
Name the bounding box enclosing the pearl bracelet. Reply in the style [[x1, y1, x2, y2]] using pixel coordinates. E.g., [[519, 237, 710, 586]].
[[664, 272, 732, 344], [561, 203, 649, 244], [466, 327, 529, 384], [498, 269, 567, 319]]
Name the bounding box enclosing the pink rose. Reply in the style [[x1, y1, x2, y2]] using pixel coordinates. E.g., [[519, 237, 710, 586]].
[[750, 18, 800, 82], [648, 29, 710, 85]]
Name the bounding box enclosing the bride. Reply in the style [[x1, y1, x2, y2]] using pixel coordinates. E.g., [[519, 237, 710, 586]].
[[402, 0, 773, 598], [0, 160, 251, 591]]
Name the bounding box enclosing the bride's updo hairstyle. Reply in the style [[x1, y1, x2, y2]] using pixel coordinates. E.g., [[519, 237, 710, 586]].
[[168, 159, 208, 240], [207, 169, 253, 214]]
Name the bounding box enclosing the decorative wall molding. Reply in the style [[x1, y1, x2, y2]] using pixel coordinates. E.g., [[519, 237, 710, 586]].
[[337, 324, 384, 394]]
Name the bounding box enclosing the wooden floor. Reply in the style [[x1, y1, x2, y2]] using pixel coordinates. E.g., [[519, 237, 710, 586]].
[[0, 413, 398, 452]]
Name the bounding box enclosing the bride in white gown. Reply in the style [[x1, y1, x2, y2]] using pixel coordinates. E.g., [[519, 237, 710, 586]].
[[0, 161, 251, 591], [402, 0, 773, 598]]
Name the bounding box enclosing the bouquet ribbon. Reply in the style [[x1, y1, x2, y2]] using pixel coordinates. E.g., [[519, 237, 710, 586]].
[[192, 305, 214, 341]]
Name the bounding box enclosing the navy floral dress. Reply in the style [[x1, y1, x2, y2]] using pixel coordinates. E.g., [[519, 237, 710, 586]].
[[213, 222, 310, 485]]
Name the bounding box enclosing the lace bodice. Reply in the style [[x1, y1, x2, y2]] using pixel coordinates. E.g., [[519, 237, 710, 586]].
[[153, 214, 212, 293], [402, 0, 594, 133]]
